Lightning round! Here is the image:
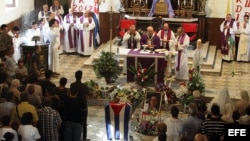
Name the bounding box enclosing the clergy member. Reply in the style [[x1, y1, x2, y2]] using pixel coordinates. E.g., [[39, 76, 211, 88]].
[[122, 25, 141, 74], [63, 8, 78, 53], [38, 4, 49, 21], [140, 26, 160, 49], [122, 25, 141, 49], [77, 11, 96, 56], [47, 19, 60, 75], [25, 22, 41, 45], [157, 23, 175, 50], [220, 14, 237, 61], [175, 27, 189, 80], [50, 0, 64, 16], [148, 0, 175, 18], [237, 15, 250, 62]]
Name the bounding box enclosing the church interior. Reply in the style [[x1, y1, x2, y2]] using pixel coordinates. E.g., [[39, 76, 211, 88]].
[[0, 0, 250, 141]]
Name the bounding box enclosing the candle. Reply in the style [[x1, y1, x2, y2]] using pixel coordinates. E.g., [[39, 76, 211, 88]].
[[191, 0, 193, 5], [134, 0, 135, 3], [178, 0, 180, 5], [146, 0, 147, 4], [140, 0, 141, 3], [184, 0, 186, 5]]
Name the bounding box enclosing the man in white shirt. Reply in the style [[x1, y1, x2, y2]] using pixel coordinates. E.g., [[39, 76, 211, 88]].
[[25, 22, 41, 45]]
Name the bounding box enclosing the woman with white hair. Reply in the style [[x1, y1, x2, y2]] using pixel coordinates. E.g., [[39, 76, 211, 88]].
[[221, 103, 234, 123], [9, 79, 21, 104], [235, 90, 250, 116], [207, 87, 232, 115]]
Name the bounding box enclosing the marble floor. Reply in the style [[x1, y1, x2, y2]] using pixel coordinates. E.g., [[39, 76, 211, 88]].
[[49, 41, 250, 141]]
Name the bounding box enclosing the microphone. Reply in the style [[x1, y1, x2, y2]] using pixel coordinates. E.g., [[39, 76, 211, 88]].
[[131, 34, 134, 49]]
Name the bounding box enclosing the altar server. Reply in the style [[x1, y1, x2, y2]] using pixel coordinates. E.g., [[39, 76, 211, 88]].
[[237, 15, 250, 61], [140, 26, 160, 49], [157, 23, 175, 50], [47, 19, 60, 74], [175, 27, 189, 80], [63, 8, 78, 53], [77, 10, 96, 56], [220, 14, 237, 61], [25, 22, 41, 45]]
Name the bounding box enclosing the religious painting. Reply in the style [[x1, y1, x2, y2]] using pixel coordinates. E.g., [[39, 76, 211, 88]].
[[143, 91, 163, 114], [5, 0, 16, 7]]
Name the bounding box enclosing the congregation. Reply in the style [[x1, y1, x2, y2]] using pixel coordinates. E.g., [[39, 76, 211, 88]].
[[1, 0, 250, 141]]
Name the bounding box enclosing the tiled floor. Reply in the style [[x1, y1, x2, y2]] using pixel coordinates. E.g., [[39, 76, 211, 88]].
[[50, 42, 250, 141]]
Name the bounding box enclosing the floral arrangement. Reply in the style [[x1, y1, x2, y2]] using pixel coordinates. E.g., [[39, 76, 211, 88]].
[[136, 119, 158, 135], [109, 84, 146, 106], [127, 63, 157, 87], [84, 80, 101, 98], [187, 68, 205, 95], [174, 82, 192, 105], [164, 50, 177, 61], [155, 83, 177, 104]]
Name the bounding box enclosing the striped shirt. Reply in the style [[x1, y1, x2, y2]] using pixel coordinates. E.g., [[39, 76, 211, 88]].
[[201, 118, 225, 141]]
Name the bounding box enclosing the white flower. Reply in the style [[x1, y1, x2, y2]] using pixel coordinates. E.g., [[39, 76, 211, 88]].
[[133, 88, 137, 93]]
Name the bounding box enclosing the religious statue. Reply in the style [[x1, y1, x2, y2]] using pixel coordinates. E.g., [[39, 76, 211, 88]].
[[199, 0, 206, 13]]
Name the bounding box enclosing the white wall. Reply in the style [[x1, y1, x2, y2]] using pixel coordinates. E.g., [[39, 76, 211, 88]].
[[99, 0, 121, 13], [206, 0, 232, 18], [0, 0, 34, 25]]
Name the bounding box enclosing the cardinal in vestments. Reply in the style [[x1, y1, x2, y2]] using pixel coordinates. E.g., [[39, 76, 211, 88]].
[[237, 15, 250, 62], [175, 27, 189, 80], [63, 8, 78, 53], [157, 23, 175, 50], [220, 14, 237, 61]]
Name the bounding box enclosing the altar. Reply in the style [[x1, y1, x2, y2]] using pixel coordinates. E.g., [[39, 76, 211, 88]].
[[117, 48, 166, 84]]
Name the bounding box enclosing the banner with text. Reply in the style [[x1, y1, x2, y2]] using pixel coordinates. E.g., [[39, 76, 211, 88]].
[[71, 0, 99, 15], [234, 0, 250, 21]]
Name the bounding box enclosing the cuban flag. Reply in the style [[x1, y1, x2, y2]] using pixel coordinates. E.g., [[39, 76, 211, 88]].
[[105, 102, 131, 141]]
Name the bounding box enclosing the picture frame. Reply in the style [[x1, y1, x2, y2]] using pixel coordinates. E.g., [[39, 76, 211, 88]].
[[143, 91, 163, 114], [5, 0, 16, 7]]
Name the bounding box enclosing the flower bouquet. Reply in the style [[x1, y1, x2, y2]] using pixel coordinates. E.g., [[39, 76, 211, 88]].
[[155, 83, 177, 105], [174, 81, 192, 105], [136, 119, 158, 136], [187, 68, 205, 95], [164, 50, 177, 61], [84, 80, 101, 98], [127, 63, 157, 87]]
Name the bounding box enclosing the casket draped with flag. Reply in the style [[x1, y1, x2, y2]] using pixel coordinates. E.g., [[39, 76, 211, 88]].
[[105, 102, 132, 141]]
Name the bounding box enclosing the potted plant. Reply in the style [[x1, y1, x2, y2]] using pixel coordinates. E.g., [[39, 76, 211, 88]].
[[92, 51, 122, 84]]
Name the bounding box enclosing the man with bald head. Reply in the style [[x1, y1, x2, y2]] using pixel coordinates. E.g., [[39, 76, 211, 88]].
[[140, 26, 160, 49], [157, 23, 175, 50], [175, 27, 189, 80], [123, 25, 141, 49], [63, 8, 78, 53], [194, 133, 204, 141]]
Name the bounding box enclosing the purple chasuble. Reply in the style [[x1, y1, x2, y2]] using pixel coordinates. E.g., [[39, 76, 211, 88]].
[[221, 20, 234, 55]]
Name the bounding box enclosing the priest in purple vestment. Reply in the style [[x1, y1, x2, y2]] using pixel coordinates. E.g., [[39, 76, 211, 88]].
[[148, 0, 175, 17], [140, 26, 160, 49], [220, 14, 237, 61]]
